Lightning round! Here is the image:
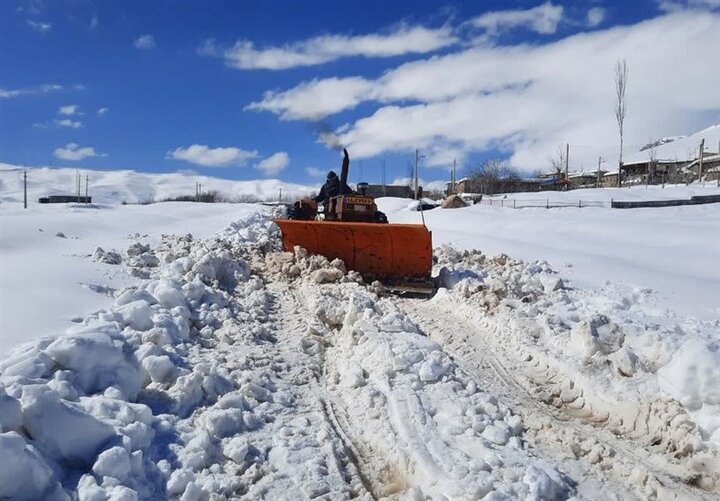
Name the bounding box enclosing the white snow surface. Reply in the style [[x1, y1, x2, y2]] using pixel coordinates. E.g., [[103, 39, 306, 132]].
[[1, 181, 719, 499], [377, 184, 720, 320]]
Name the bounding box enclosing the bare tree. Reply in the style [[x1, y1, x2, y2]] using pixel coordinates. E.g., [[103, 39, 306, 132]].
[[466, 159, 521, 194], [614, 59, 629, 187], [548, 145, 567, 177]]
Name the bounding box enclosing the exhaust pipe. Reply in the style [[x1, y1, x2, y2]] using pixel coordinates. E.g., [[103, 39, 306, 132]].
[[340, 148, 350, 188]]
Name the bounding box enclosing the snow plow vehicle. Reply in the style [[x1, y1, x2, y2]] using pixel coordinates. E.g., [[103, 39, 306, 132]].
[[275, 149, 433, 293]]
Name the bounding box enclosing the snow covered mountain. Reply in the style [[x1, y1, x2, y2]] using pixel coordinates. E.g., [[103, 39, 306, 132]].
[[0, 163, 316, 205]]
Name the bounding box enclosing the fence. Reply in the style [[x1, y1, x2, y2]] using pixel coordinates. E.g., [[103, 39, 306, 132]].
[[476, 193, 720, 209], [477, 198, 610, 209]]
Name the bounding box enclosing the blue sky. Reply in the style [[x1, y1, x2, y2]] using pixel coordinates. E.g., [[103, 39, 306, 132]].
[[1, 0, 718, 188]]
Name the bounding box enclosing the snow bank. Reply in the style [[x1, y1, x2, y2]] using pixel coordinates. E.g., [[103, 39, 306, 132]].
[[430, 245, 720, 490], [0, 211, 287, 499]]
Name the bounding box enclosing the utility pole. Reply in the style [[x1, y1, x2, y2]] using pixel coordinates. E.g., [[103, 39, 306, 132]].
[[23, 170, 27, 209], [85, 174, 89, 204], [279, 188, 282, 203], [414, 149, 420, 200], [597, 157, 602, 188], [565, 143, 569, 191], [359, 160, 364, 183], [698, 138, 705, 184], [452, 159, 457, 195], [381, 158, 386, 196]]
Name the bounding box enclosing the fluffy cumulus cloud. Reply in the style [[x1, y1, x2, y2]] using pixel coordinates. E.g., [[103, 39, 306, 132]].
[[256, 152, 290, 175], [58, 105, 79, 116], [56, 119, 82, 129], [249, 10, 720, 171], [97, 107, 109, 116], [54, 143, 104, 161], [586, 7, 606, 27], [219, 25, 457, 70], [0, 83, 64, 99], [134, 34, 156, 49], [27, 20, 51, 33], [167, 144, 259, 167], [470, 2, 564, 35], [658, 0, 720, 12]]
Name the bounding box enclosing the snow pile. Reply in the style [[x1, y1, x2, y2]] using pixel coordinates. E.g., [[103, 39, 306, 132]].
[[0, 211, 351, 499], [431, 246, 720, 490]]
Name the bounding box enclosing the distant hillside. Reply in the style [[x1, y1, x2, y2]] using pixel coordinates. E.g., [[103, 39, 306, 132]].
[[625, 124, 720, 164], [0, 164, 316, 205]]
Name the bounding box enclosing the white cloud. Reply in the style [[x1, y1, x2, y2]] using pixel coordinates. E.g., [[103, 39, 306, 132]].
[[58, 104, 79, 116], [134, 34, 156, 49], [56, 119, 83, 129], [256, 152, 290, 175], [587, 7, 606, 27], [470, 2, 564, 35], [0, 83, 64, 99], [27, 20, 51, 33], [305, 167, 326, 178], [247, 77, 374, 120], [54, 143, 104, 161], [251, 11, 720, 172], [167, 144, 259, 167], [222, 25, 457, 70], [97, 107, 109, 116], [658, 0, 720, 12]]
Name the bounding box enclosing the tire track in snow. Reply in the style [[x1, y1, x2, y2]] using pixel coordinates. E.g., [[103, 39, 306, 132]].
[[265, 280, 375, 499], [395, 297, 715, 500]]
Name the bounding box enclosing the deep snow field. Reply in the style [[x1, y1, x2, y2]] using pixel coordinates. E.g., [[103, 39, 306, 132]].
[[1, 183, 719, 500]]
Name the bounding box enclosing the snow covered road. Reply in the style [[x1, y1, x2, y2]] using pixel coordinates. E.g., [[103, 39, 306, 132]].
[[2, 208, 718, 500]]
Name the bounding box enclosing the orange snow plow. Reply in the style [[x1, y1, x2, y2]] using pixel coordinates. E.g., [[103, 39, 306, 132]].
[[274, 219, 432, 280], [275, 149, 433, 294]]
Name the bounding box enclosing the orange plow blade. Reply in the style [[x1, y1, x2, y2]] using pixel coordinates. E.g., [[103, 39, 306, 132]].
[[274, 220, 432, 280]]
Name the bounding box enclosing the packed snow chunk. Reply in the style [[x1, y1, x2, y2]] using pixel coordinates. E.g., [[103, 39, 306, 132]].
[[222, 436, 250, 464], [0, 432, 66, 501], [77, 474, 107, 501], [198, 408, 245, 438], [436, 266, 485, 292], [93, 446, 132, 481], [146, 279, 186, 309], [609, 346, 640, 377], [0, 388, 23, 432], [657, 339, 720, 410], [340, 361, 366, 388], [377, 311, 418, 334], [570, 314, 624, 360], [105, 485, 139, 501], [141, 355, 176, 384], [419, 351, 450, 382], [44, 328, 141, 398], [113, 300, 154, 331], [523, 461, 573, 500], [482, 423, 510, 446], [167, 469, 195, 496], [20, 386, 117, 467], [93, 247, 122, 265], [115, 287, 157, 307]]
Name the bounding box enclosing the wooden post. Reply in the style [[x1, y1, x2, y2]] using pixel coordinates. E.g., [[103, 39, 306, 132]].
[[698, 138, 705, 183], [23, 170, 27, 209], [579, 200, 582, 208], [546, 198, 549, 209], [513, 199, 516, 209]]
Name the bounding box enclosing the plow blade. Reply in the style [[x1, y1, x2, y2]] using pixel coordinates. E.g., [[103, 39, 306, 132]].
[[274, 219, 432, 280]]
